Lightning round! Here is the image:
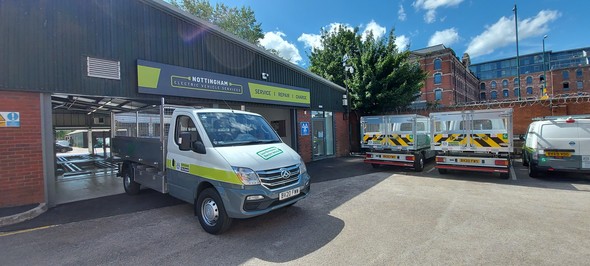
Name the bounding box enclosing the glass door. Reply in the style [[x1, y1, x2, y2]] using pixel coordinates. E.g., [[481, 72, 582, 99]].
[[312, 118, 325, 157], [312, 111, 334, 159]]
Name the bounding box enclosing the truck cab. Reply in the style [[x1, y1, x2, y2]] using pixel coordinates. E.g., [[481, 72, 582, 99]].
[[112, 107, 310, 234]]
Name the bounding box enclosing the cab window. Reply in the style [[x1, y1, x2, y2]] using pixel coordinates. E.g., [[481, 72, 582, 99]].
[[175, 115, 201, 146]]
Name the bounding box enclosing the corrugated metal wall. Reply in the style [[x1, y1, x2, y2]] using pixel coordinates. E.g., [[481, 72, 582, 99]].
[[0, 0, 346, 112]]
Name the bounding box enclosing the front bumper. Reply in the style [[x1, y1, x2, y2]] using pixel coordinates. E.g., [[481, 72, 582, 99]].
[[220, 172, 311, 219]]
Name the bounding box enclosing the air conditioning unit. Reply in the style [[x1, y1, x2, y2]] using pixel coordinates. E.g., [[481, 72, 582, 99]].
[[94, 117, 105, 124]]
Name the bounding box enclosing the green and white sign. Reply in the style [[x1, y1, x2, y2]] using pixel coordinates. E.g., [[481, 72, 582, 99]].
[[137, 60, 310, 107]]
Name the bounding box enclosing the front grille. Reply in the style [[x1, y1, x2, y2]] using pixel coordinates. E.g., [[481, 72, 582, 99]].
[[257, 164, 300, 190]]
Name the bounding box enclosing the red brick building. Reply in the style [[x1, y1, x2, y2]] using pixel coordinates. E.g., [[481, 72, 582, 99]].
[[409, 44, 480, 108]]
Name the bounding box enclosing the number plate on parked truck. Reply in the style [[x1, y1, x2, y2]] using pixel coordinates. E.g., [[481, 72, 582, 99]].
[[279, 187, 300, 200], [459, 158, 481, 163]]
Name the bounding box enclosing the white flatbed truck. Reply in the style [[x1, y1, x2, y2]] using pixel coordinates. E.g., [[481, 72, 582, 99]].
[[111, 102, 310, 234], [361, 114, 435, 171]]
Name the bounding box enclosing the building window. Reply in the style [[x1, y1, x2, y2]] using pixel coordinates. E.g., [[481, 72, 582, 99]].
[[434, 73, 442, 84], [480, 92, 486, 101], [526, 76, 533, 85], [576, 69, 583, 78], [539, 74, 545, 83], [526, 87, 533, 95], [514, 88, 520, 97], [480, 83, 486, 90], [503, 89, 509, 98], [563, 70, 569, 80], [563, 82, 570, 91], [434, 89, 442, 101], [491, 81, 497, 89], [502, 79, 508, 88], [577, 81, 583, 90], [434, 59, 442, 70], [491, 91, 498, 99]]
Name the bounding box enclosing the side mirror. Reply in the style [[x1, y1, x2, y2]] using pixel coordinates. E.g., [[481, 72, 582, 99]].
[[179, 132, 192, 151], [192, 140, 206, 154]]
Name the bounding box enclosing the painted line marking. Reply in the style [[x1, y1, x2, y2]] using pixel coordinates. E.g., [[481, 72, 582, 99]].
[[426, 166, 435, 173], [0, 225, 59, 237], [510, 165, 517, 180]]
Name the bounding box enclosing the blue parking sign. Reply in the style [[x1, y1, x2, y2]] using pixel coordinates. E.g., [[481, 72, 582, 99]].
[[300, 122, 310, 136]]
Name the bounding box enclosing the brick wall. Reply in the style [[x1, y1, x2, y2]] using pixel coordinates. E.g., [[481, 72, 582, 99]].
[[0, 91, 45, 207], [296, 109, 312, 163], [334, 112, 350, 156]]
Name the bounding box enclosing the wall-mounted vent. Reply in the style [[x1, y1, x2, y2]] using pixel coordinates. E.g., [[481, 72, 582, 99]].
[[94, 117, 106, 124], [87, 57, 121, 80]]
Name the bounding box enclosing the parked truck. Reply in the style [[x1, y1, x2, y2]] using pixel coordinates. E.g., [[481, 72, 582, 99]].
[[111, 102, 310, 234], [430, 108, 513, 178], [361, 114, 435, 171]]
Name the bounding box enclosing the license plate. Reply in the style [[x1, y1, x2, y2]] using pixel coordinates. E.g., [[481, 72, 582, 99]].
[[459, 158, 481, 163], [382, 154, 398, 159], [279, 187, 300, 200], [545, 151, 571, 157]]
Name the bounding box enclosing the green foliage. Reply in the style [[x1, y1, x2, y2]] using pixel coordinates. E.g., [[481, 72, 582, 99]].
[[308, 28, 427, 115], [171, 0, 264, 45]]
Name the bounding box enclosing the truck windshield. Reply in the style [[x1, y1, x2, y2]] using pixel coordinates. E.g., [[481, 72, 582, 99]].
[[197, 112, 281, 147]]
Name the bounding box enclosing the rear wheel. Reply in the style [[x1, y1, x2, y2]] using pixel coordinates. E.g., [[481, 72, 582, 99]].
[[371, 163, 380, 169], [414, 153, 424, 172], [438, 168, 448, 175], [499, 172, 510, 179], [196, 188, 232, 235], [123, 164, 140, 195]]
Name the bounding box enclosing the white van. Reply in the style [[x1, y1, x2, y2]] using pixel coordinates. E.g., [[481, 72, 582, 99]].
[[522, 116, 590, 177]]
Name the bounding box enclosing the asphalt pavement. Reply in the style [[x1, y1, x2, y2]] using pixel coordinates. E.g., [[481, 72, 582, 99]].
[[0, 156, 376, 232]]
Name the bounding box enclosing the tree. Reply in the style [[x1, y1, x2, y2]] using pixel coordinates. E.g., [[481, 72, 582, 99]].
[[171, 0, 264, 45], [308, 28, 426, 115]]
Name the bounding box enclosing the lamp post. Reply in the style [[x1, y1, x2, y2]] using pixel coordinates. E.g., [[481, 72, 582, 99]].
[[542, 35, 548, 96], [513, 4, 521, 101], [342, 54, 354, 155]]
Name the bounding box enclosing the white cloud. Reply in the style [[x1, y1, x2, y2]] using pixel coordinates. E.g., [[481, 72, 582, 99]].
[[413, 0, 464, 24], [395, 35, 411, 51], [298, 23, 354, 51], [428, 28, 459, 47], [361, 20, 387, 41], [466, 10, 561, 58], [259, 31, 303, 64], [398, 4, 407, 21]]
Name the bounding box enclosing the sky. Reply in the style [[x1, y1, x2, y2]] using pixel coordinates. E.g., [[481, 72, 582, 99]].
[[208, 0, 589, 67]]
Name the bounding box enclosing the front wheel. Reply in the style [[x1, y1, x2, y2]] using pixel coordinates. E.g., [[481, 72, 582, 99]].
[[123, 165, 140, 195], [196, 188, 232, 235]]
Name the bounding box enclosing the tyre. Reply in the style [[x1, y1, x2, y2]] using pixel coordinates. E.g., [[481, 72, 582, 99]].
[[500, 172, 510, 179], [414, 153, 424, 172], [196, 188, 232, 235], [438, 168, 448, 174], [522, 152, 529, 166], [371, 163, 380, 169], [528, 161, 539, 178], [123, 165, 140, 195]]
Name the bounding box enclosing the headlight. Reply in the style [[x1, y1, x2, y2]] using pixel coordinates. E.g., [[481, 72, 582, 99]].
[[232, 167, 260, 185], [299, 158, 307, 175]]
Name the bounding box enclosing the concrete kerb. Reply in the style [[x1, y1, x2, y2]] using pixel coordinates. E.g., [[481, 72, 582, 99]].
[[0, 203, 47, 227]]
